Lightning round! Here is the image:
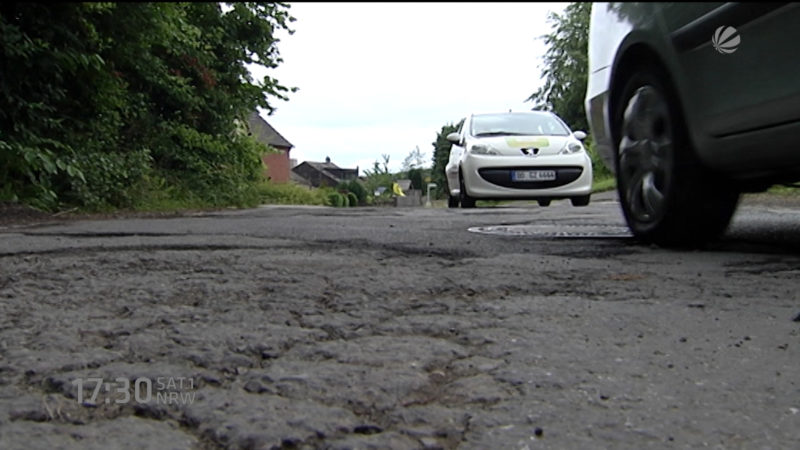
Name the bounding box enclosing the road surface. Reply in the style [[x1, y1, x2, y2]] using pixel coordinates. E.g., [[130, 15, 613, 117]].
[[1, 191, 799, 449]]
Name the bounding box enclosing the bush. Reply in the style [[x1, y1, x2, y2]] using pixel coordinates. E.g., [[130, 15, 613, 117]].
[[341, 193, 350, 207], [585, 136, 612, 180], [347, 192, 358, 207], [257, 181, 330, 205], [346, 180, 367, 205], [328, 192, 344, 207], [408, 168, 424, 191], [130, 173, 218, 211], [66, 148, 153, 210]]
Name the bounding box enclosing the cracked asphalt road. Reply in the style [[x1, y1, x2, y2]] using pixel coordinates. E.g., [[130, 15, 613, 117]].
[[1, 191, 800, 449]]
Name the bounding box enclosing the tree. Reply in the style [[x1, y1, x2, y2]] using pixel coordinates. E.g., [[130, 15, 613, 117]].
[[0, 2, 296, 210], [407, 168, 423, 191], [362, 153, 393, 196], [527, 2, 590, 133], [430, 120, 463, 198], [401, 145, 426, 172]]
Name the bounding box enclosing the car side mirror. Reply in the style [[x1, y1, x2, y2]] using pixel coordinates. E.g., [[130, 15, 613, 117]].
[[446, 132, 462, 146], [573, 131, 587, 141]]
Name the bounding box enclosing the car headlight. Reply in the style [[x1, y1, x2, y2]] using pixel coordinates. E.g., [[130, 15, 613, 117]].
[[559, 141, 584, 155], [470, 144, 499, 155]]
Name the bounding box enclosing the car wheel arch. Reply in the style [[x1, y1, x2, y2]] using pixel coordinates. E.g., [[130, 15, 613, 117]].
[[608, 45, 686, 153]]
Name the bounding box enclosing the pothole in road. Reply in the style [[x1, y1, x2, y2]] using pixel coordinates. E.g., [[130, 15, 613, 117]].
[[468, 224, 633, 239]]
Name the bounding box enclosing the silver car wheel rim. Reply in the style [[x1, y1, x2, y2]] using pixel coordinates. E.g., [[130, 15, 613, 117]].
[[619, 85, 674, 224]]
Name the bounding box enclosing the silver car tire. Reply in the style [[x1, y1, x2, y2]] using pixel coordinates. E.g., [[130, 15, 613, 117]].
[[614, 66, 739, 247]]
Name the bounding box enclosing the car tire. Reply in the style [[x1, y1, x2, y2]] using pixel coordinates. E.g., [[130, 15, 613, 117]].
[[448, 195, 459, 208], [459, 172, 476, 208], [613, 65, 739, 247], [537, 199, 551, 207], [570, 195, 590, 207]]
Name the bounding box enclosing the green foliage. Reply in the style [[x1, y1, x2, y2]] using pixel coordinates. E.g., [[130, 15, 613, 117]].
[[767, 184, 800, 196], [592, 176, 616, 193], [153, 124, 266, 206], [362, 154, 394, 198], [584, 135, 612, 181], [257, 181, 331, 206], [345, 180, 367, 205], [340, 193, 350, 207], [68, 148, 153, 210], [346, 192, 358, 207], [0, 2, 295, 211], [407, 168, 424, 191], [334, 179, 366, 206], [430, 120, 463, 199], [328, 192, 345, 207], [527, 2, 591, 132], [130, 172, 246, 212]]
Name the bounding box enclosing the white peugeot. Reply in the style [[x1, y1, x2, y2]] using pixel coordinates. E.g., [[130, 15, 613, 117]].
[[444, 111, 593, 208]]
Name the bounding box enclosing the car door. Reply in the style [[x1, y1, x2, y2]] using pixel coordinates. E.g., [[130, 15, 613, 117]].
[[666, 3, 800, 169]]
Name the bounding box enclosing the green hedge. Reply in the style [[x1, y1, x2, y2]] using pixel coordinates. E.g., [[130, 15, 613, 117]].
[[258, 182, 330, 206], [347, 192, 358, 207], [328, 192, 344, 207]]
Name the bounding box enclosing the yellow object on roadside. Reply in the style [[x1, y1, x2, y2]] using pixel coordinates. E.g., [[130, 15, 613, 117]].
[[392, 182, 406, 197]]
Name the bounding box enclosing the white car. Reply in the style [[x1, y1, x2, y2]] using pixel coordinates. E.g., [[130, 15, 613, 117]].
[[444, 111, 593, 208]]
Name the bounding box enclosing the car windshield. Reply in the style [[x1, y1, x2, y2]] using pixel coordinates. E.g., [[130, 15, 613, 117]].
[[470, 113, 570, 137]]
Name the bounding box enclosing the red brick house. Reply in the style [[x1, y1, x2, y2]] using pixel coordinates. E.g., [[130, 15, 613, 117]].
[[246, 112, 294, 183]]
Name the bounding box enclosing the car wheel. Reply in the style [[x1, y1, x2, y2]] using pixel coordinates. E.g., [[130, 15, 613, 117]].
[[570, 195, 590, 207], [459, 171, 476, 208], [614, 65, 739, 247], [448, 195, 459, 208], [537, 199, 551, 207]]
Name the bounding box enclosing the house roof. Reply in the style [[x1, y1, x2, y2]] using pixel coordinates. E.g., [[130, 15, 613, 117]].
[[247, 111, 293, 149], [293, 160, 359, 187], [295, 161, 343, 185], [289, 170, 312, 187], [304, 161, 342, 172]]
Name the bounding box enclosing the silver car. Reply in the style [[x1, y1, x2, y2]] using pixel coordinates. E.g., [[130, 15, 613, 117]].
[[585, 3, 800, 247]]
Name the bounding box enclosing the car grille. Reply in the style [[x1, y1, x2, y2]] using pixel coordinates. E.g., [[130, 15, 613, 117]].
[[478, 167, 583, 189]]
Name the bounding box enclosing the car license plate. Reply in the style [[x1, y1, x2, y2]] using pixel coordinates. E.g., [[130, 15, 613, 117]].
[[511, 170, 556, 181]]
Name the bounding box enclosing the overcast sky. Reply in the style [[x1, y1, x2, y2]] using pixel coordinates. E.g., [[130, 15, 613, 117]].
[[250, 2, 567, 174]]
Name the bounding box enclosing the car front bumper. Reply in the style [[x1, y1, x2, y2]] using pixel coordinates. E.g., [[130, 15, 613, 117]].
[[460, 152, 593, 199]]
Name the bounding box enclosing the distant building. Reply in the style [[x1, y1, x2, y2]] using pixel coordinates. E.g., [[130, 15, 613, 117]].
[[291, 156, 359, 188], [246, 111, 293, 183]]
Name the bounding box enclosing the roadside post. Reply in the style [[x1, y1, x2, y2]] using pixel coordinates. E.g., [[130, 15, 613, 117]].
[[426, 183, 437, 208]]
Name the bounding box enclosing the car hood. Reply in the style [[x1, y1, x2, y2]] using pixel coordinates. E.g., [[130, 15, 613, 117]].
[[470, 135, 571, 156]]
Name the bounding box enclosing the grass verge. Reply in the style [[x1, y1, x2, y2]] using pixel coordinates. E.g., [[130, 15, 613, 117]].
[[592, 175, 616, 193]]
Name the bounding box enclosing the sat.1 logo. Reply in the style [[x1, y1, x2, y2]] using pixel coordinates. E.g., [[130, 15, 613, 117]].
[[712, 26, 740, 54]]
